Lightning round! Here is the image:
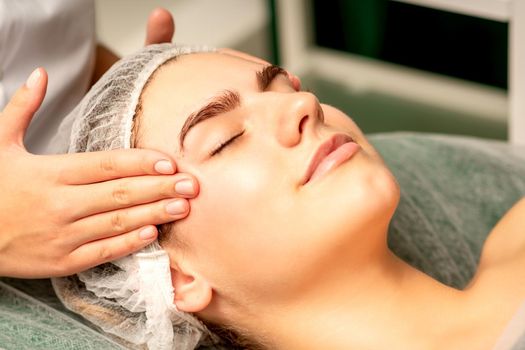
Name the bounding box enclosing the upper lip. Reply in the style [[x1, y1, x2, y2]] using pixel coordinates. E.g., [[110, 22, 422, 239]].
[[301, 133, 355, 185]]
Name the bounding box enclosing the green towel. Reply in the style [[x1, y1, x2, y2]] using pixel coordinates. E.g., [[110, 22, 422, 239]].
[[371, 132, 525, 288], [0, 281, 122, 349]]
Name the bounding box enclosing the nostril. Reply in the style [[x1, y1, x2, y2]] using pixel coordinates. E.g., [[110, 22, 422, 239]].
[[299, 115, 308, 133]]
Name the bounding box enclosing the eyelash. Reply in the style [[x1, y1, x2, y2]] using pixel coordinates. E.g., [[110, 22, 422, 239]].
[[210, 130, 246, 157], [207, 75, 306, 157]]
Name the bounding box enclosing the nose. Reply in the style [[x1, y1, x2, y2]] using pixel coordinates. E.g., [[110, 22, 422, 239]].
[[269, 92, 323, 148]]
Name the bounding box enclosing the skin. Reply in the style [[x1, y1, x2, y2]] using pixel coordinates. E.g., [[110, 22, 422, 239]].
[[136, 52, 525, 349], [0, 8, 199, 278]]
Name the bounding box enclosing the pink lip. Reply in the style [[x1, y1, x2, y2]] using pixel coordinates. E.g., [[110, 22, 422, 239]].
[[302, 134, 360, 185]]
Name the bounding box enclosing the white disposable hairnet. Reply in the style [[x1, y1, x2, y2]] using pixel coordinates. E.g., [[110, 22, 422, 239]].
[[51, 44, 223, 350]]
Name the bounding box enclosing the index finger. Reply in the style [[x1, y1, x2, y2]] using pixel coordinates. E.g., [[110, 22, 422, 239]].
[[52, 148, 177, 185]]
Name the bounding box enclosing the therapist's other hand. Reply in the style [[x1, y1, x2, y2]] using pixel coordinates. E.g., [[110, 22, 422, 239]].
[[92, 8, 175, 85], [145, 7, 175, 45], [0, 68, 198, 278]]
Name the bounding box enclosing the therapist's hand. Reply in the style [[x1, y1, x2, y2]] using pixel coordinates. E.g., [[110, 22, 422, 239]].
[[92, 8, 175, 84], [145, 7, 175, 45], [0, 69, 198, 278]]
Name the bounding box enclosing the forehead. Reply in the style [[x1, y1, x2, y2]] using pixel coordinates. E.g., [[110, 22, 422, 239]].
[[137, 52, 262, 153]]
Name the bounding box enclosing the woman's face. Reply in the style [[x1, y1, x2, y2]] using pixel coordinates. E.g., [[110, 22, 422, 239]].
[[137, 52, 399, 308]]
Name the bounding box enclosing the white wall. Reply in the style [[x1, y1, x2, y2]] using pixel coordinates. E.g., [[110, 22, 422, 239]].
[[95, 0, 270, 59]]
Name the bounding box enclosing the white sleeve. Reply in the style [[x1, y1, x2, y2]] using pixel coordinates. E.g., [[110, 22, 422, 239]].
[[0, 0, 96, 154]]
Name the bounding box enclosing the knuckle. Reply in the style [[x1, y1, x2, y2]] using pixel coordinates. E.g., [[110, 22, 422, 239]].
[[145, 203, 164, 224], [140, 152, 153, 173], [51, 258, 72, 277], [112, 182, 131, 205], [109, 211, 127, 232], [140, 150, 166, 175], [123, 236, 139, 255], [52, 198, 68, 213], [9, 91, 27, 111], [47, 198, 69, 223], [155, 202, 170, 220], [161, 180, 176, 197], [97, 246, 115, 263], [55, 165, 70, 184], [53, 158, 78, 185], [48, 229, 66, 246], [100, 154, 118, 175]]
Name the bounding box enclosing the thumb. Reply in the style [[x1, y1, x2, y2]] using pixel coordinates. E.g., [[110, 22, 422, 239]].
[[0, 68, 48, 146], [144, 8, 175, 46]]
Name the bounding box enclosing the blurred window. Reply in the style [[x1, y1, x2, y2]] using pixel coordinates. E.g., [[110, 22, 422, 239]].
[[312, 0, 508, 89]]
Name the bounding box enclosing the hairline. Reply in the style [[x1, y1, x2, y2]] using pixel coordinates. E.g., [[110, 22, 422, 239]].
[[131, 56, 186, 248]]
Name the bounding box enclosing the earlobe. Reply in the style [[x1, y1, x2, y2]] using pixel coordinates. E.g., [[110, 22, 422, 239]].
[[170, 266, 212, 313]]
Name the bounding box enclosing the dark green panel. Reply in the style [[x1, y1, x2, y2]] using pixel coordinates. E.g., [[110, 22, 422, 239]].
[[312, 0, 508, 89], [268, 0, 280, 65]]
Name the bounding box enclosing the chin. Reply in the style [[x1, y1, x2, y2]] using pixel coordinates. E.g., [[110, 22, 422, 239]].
[[373, 166, 400, 220], [291, 165, 398, 284], [320, 156, 400, 235]]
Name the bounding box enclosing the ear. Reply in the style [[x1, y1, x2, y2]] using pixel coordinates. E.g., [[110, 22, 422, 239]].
[[170, 264, 212, 313]]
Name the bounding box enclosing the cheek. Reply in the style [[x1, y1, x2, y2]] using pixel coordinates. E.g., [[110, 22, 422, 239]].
[[176, 153, 297, 286], [322, 104, 382, 160], [322, 104, 362, 136], [328, 157, 399, 229]]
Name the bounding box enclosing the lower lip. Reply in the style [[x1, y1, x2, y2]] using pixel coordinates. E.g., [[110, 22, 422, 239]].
[[308, 141, 360, 183]]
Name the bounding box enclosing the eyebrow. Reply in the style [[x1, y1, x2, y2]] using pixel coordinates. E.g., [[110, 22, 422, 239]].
[[178, 64, 288, 150]]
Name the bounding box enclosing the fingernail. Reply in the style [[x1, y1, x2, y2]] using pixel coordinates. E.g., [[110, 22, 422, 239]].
[[154, 160, 174, 174], [166, 199, 188, 215], [175, 179, 195, 196], [25, 68, 41, 89], [139, 227, 157, 240]]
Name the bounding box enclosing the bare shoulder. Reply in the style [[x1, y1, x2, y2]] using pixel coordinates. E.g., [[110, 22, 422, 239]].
[[477, 197, 525, 270], [466, 198, 525, 327]]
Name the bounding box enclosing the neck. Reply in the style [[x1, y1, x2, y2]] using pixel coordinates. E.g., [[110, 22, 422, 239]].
[[237, 232, 501, 350]]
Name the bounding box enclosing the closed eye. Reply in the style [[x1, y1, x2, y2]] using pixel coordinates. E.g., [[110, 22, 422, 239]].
[[210, 130, 246, 157]]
